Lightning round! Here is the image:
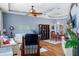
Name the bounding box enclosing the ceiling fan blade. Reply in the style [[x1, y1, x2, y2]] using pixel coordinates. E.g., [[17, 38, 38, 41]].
[[35, 13, 42, 14], [27, 12, 42, 15]]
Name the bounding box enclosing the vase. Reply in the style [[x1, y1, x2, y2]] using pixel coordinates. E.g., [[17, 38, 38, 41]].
[[61, 39, 73, 56], [73, 46, 77, 56]]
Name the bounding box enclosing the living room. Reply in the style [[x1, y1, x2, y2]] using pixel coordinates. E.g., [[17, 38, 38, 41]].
[[0, 3, 78, 56]]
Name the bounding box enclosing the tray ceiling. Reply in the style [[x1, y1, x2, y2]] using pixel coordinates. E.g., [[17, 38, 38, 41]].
[[0, 3, 72, 19]]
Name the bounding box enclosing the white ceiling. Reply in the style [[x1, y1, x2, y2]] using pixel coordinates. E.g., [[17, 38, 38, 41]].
[[0, 3, 72, 19]]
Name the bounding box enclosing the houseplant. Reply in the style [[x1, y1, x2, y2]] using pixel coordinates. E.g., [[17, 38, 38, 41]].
[[65, 28, 79, 56]]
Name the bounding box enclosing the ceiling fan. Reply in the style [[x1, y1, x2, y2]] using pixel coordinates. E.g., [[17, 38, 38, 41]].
[[27, 5, 42, 16]]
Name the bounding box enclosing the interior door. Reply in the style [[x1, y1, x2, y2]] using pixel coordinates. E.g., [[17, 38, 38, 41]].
[[39, 24, 50, 40]]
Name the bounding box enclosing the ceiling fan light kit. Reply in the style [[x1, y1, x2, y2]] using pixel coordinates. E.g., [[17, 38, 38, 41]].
[[27, 5, 42, 16]]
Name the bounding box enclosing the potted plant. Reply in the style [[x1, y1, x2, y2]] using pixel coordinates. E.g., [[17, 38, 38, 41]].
[[64, 28, 79, 56]]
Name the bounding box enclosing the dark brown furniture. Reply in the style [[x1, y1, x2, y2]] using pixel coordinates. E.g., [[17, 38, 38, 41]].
[[51, 31, 62, 41], [39, 24, 50, 40], [51, 31, 57, 40], [20, 34, 40, 56]]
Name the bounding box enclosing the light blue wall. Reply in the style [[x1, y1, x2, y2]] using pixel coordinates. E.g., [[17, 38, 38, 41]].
[[3, 13, 66, 34]]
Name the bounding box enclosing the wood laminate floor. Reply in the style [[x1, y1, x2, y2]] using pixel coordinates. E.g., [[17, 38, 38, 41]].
[[40, 40, 64, 56]]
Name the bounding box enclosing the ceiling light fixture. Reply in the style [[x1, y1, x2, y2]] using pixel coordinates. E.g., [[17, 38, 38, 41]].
[[27, 5, 42, 16]]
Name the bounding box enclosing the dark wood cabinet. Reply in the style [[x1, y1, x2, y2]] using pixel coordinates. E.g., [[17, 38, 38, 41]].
[[39, 24, 50, 40]]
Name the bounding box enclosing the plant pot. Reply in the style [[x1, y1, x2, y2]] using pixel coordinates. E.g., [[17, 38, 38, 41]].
[[73, 46, 77, 56], [61, 39, 73, 56]]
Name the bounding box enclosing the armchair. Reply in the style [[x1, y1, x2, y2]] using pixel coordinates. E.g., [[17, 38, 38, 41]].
[[20, 34, 40, 56]]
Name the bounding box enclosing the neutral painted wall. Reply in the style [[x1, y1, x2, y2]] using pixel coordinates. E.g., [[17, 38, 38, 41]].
[[3, 13, 67, 34], [76, 6, 79, 28], [76, 6, 79, 56], [0, 9, 3, 35]]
